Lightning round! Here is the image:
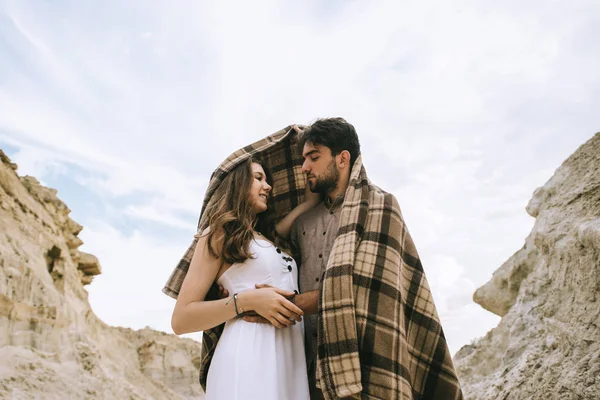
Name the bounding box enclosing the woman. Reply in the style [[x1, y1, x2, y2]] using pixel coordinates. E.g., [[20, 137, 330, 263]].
[[171, 157, 317, 399]]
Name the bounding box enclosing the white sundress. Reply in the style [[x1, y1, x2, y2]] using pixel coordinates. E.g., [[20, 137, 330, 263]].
[[205, 237, 310, 400]]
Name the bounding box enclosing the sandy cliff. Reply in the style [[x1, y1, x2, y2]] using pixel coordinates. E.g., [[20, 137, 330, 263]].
[[0, 150, 203, 400], [455, 133, 600, 399]]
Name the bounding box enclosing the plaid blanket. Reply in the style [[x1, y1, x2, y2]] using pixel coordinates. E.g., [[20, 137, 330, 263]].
[[162, 125, 463, 399]]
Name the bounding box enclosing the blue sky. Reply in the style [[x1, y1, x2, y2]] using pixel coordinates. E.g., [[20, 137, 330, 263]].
[[1, 0, 599, 353]]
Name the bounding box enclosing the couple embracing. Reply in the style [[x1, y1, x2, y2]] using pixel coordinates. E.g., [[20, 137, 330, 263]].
[[163, 118, 463, 400]]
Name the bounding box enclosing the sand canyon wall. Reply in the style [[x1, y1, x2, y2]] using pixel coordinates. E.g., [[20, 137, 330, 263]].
[[454, 133, 600, 399], [0, 150, 203, 400]]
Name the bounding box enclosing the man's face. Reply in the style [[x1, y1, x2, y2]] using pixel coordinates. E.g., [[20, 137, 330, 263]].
[[301, 141, 339, 194]]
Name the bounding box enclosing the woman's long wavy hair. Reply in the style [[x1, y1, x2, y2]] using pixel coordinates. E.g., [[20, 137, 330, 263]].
[[203, 157, 276, 265]]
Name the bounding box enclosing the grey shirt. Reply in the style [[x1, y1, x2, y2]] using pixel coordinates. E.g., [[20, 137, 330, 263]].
[[290, 197, 343, 376]]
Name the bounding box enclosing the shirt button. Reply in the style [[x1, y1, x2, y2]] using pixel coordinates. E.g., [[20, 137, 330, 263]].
[[315, 277, 319, 282], [287, 265, 292, 272], [276, 248, 281, 254], [318, 254, 322, 258], [329, 211, 334, 215], [302, 231, 306, 235], [322, 231, 326, 235]]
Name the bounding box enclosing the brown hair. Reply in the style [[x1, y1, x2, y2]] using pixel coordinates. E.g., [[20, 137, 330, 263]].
[[203, 157, 274, 265], [299, 117, 361, 167]]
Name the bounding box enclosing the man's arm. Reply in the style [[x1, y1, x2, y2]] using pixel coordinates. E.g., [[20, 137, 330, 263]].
[[294, 290, 319, 315]]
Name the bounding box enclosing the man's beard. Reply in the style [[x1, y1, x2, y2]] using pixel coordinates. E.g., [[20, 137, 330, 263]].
[[308, 160, 339, 194]]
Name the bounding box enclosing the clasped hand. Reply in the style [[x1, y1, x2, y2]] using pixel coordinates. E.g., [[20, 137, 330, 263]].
[[214, 284, 301, 328]]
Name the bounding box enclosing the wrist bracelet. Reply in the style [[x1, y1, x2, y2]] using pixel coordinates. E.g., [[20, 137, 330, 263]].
[[233, 293, 244, 315], [225, 293, 242, 316]]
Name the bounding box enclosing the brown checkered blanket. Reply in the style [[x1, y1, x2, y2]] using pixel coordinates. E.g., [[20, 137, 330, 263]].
[[163, 125, 463, 399]]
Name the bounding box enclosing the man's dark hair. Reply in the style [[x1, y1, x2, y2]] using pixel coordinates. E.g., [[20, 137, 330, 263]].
[[298, 117, 361, 167]]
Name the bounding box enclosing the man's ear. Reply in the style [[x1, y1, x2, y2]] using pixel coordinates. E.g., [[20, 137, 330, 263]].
[[338, 150, 351, 169]]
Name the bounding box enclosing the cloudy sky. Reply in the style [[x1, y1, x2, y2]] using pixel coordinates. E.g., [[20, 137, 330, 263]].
[[1, 0, 599, 354]]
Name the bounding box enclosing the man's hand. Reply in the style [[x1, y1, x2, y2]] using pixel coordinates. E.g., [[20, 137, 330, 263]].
[[241, 311, 269, 324], [207, 283, 229, 300], [291, 124, 304, 134], [254, 283, 297, 303], [218, 284, 229, 299]]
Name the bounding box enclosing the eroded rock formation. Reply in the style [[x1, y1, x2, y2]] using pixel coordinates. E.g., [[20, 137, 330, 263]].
[[455, 133, 600, 399], [0, 150, 203, 399]]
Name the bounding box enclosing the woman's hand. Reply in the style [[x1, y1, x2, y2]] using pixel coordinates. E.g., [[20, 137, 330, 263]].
[[239, 288, 303, 328], [303, 181, 321, 208], [274, 178, 322, 239]]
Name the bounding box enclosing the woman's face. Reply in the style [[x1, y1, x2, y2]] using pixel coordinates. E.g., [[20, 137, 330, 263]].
[[249, 162, 272, 215]]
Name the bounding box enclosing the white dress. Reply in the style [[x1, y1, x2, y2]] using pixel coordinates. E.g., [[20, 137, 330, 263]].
[[205, 237, 310, 400]]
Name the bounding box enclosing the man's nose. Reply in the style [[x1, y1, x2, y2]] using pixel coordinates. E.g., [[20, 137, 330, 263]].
[[301, 160, 310, 173]]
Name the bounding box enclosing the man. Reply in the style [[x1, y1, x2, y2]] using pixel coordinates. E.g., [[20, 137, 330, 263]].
[[288, 118, 358, 398], [252, 118, 461, 399]]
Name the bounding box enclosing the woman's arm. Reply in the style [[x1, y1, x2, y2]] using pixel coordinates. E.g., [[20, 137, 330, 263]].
[[275, 185, 321, 239], [171, 233, 304, 334]]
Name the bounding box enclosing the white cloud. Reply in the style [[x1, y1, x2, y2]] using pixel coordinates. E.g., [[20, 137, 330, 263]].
[[7, 146, 67, 184], [424, 253, 502, 354], [124, 205, 196, 231], [1, 0, 599, 354]]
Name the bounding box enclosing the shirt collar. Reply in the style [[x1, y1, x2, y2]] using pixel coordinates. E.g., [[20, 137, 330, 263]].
[[324, 193, 345, 212]]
